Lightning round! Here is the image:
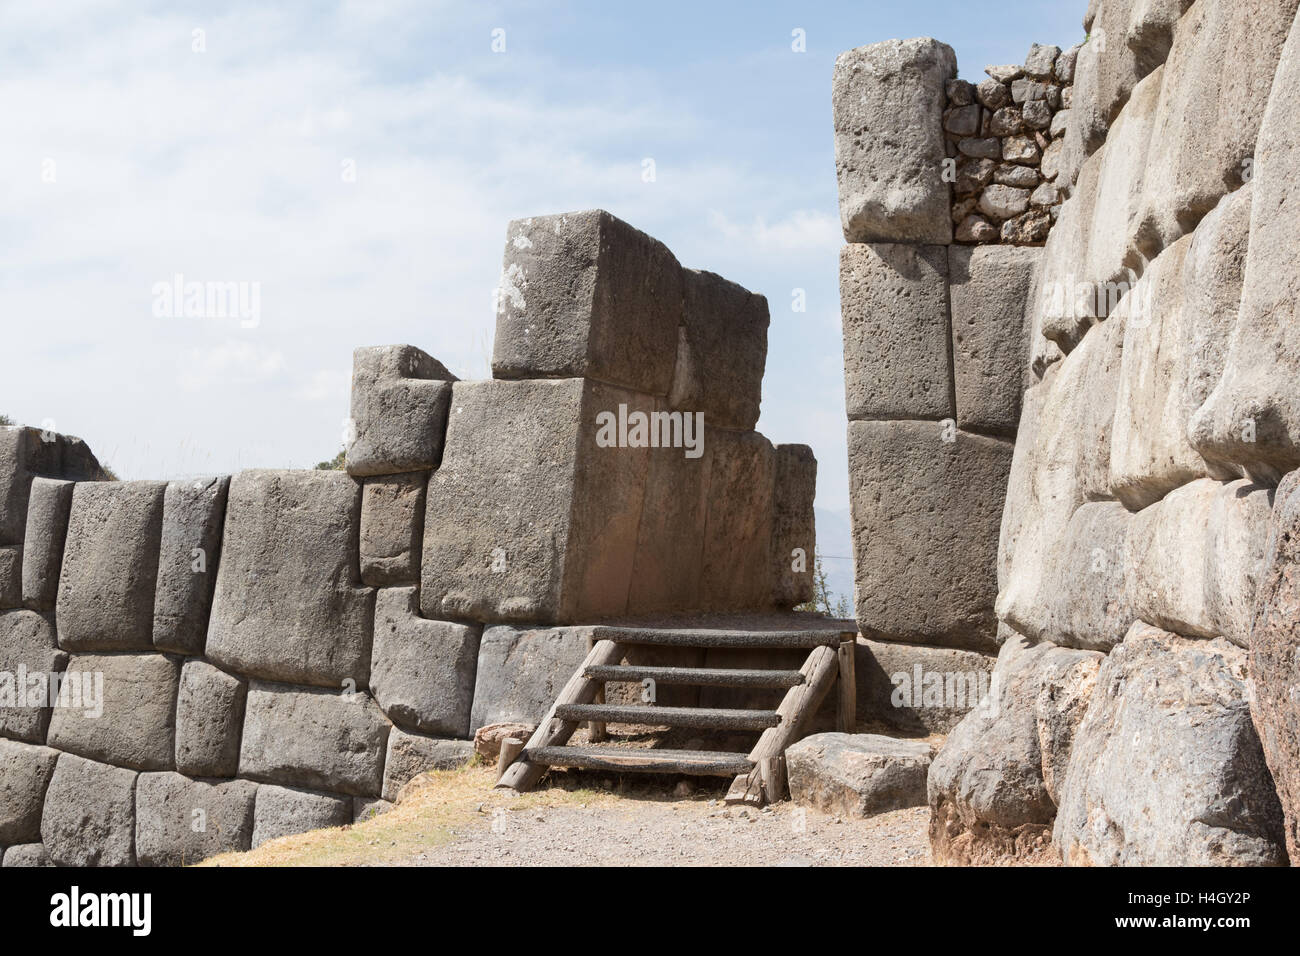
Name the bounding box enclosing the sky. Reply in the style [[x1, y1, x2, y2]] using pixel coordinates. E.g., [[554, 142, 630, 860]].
[[1, 0, 1085, 516]]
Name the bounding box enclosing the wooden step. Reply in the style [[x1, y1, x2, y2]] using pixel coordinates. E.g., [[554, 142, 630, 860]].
[[554, 703, 781, 731], [583, 664, 806, 689], [591, 624, 851, 649], [526, 746, 754, 777]]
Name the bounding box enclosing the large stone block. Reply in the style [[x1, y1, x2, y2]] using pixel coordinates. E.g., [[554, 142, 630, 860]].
[[40, 753, 138, 867], [786, 733, 931, 818], [381, 729, 474, 802], [371, 587, 480, 737], [1035, 647, 1104, 806], [997, 317, 1127, 637], [469, 625, 593, 730], [1188, 12, 1300, 483], [1035, 501, 1135, 652], [1134, 0, 1296, 257], [0, 426, 105, 546], [700, 429, 776, 611], [1125, 0, 1195, 74], [1178, 185, 1253, 468], [152, 476, 229, 655], [345, 345, 456, 477], [849, 421, 1012, 651], [491, 210, 683, 396], [1054, 622, 1286, 865], [420, 379, 651, 624], [46, 653, 180, 772], [1250, 469, 1300, 858], [134, 772, 256, 866], [251, 784, 351, 848], [206, 470, 374, 689], [1031, 154, 1101, 356], [1067, 0, 1145, 161], [770, 444, 816, 609], [238, 682, 391, 797], [359, 472, 426, 587], [1, 843, 51, 867], [668, 268, 768, 431], [855, 638, 996, 735], [928, 633, 1084, 865], [0, 546, 18, 609], [0, 609, 65, 743], [20, 477, 73, 612], [1124, 478, 1273, 647], [840, 243, 953, 422], [0, 739, 59, 844], [174, 659, 247, 778], [833, 38, 956, 244], [56, 480, 167, 651], [948, 245, 1041, 435], [1108, 236, 1207, 509]]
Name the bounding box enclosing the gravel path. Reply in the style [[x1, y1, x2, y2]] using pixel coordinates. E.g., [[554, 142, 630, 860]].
[[404, 797, 932, 867]]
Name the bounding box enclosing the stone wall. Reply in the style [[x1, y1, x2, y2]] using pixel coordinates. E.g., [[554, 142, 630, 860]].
[[907, 0, 1300, 865], [0, 210, 819, 867]]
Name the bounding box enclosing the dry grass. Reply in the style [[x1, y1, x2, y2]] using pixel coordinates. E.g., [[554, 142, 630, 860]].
[[200, 761, 621, 867]]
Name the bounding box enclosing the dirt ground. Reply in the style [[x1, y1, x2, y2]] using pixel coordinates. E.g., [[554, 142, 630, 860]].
[[203, 762, 933, 867]]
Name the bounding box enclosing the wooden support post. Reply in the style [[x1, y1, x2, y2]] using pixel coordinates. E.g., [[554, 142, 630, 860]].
[[496, 639, 623, 792], [496, 737, 525, 781], [837, 637, 856, 734], [586, 632, 609, 742], [725, 643, 838, 805], [759, 756, 787, 804]]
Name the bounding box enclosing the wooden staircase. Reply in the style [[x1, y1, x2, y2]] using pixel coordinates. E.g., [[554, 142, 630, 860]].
[[496, 620, 857, 805]]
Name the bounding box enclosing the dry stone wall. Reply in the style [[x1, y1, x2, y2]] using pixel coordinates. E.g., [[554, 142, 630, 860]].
[[903, 0, 1300, 866], [0, 210, 819, 866]]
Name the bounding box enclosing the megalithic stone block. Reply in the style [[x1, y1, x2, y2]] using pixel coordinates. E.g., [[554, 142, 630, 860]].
[[20, 478, 73, 612], [849, 421, 1013, 651], [0, 426, 107, 547], [238, 682, 391, 797], [174, 659, 247, 778], [46, 652, 181, 772], [701, 428, 776, 611], [206, 470, 375, 689], [948, 245, 1042, 435], [0, 609, 66, 743], [345, 345, 456, 477], [251, 784, 351, 848], [40, 753, 139, 867], [359, 472, 426, 587], [771, 444, 817, 609], [469, 625, 594, 730], [56, 480, 167, 651], [0, 739, 59, 845], [491, 210, 684, 396], [668, 268, 769, 431], [381, 729, 474, 802], [420, 378, 652, 624], [134, 773, 256, 866], [833, 38, 956, 245], [840, 243, 954, 423], [370, 587, 480, 737], [153, 475, 229, 655]]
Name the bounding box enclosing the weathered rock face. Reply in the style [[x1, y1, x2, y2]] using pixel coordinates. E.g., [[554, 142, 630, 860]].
[[492, 210, 683, 396], [1034, 649, 1103, 806], [1054, 622, 1286, 865], [1248, 470, 1300, 858], [134, 773, 256, 866], [56, 480, 167, 651], [381, 729, 473, 802], [840, 243, 952, 422], [0, 739, 59, 844], [0, 427, 106, 547], [787, 733, 932, 818], [206, 470, 375, 689], [345, 345, 455, 477], [948, 246, 1041, 435], [251, 784, 351, 849], [928, 633, 1088, 865], [370, 587, 480, 738], [153, 476, 228, 655], [1190, 11, 1300, 483], [0, 609, 66, 743], [40, 754, 138, 867], [46, 653, 181, 772], [238, 683, 391, 797], [833, 38, 957, 245], [469, 625, 593, 730]]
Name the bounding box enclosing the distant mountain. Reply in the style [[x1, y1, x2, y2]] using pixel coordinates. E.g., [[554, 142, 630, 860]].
[[814, 506, 855, 616]]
